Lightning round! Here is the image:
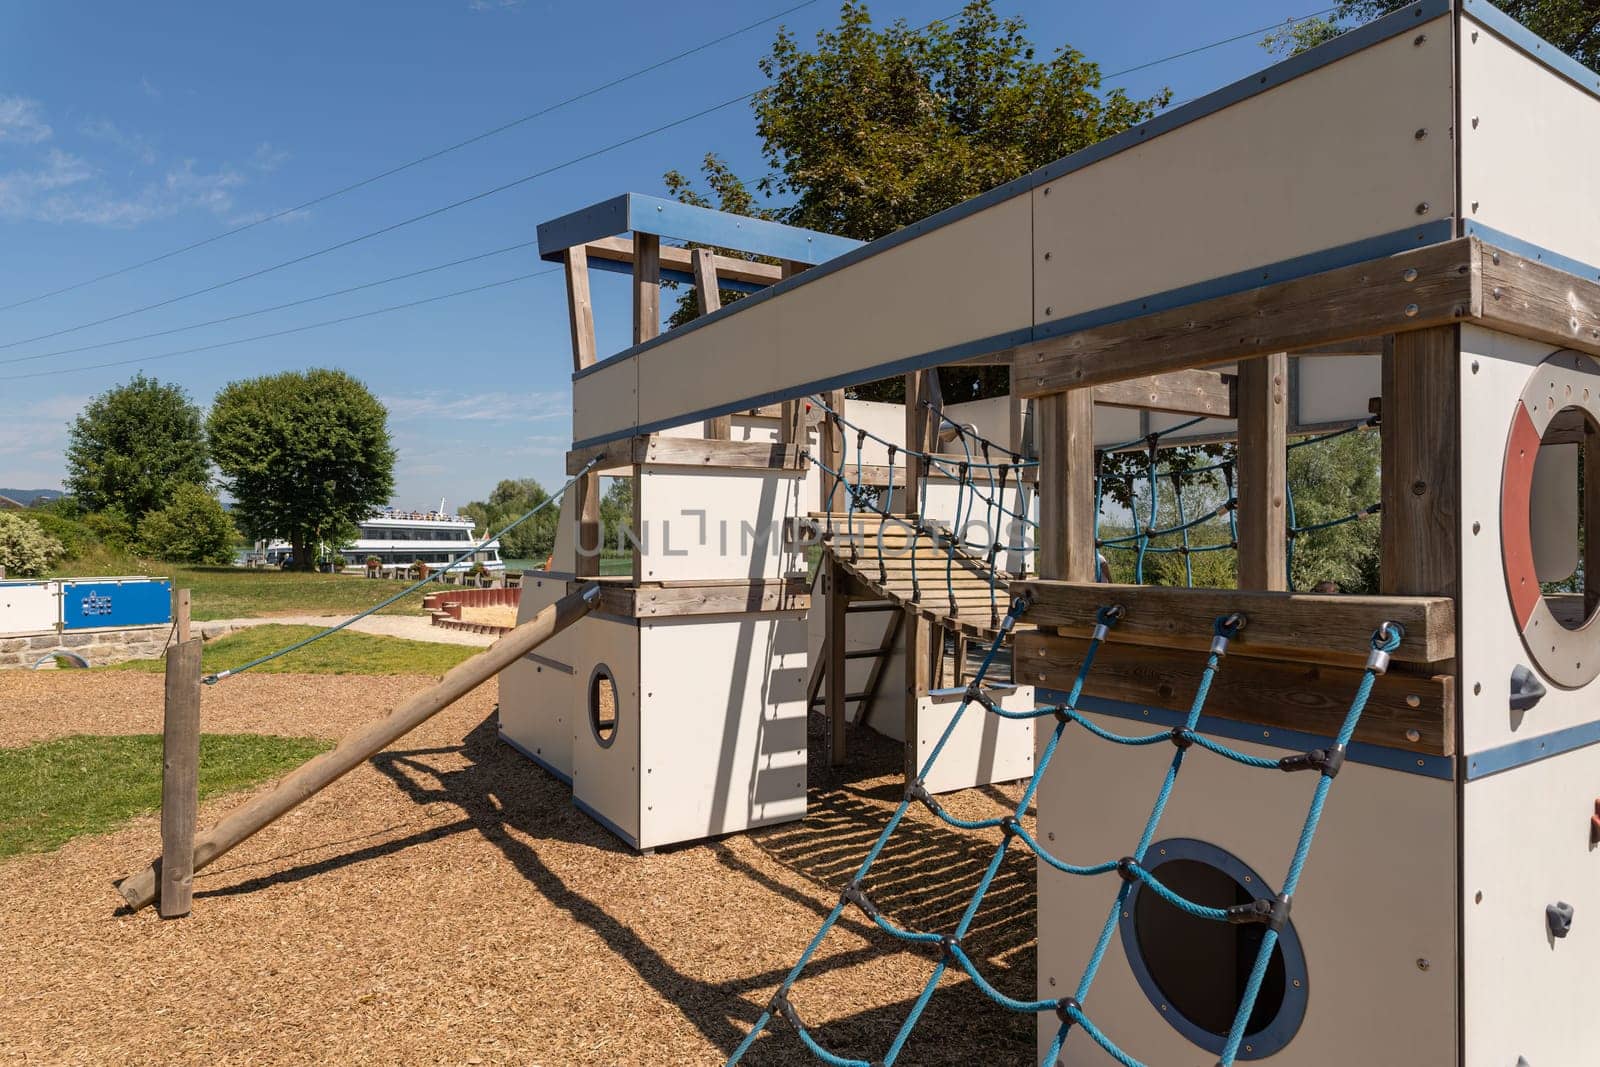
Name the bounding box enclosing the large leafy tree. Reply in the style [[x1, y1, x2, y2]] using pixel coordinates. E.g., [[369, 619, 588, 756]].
[[1267, 1, 1600, 65], [666, 0, 1169, 400], [207, 369, 395, 571], [462, 478, 557, 562], [64, 374, 209, 525], [136, 484, 239, 565]]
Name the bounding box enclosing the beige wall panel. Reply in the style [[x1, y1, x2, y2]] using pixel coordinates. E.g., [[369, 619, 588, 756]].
[[1461, 17, 1600, 271], [1296, 354, 1381, 426], [1462, 743, 1600, 1066], [569, 616, 642, 844], [1034, 18, 1453, 330], [914, 685, 1035, 794], [1457, 327, 1600, 755], [572, 357, 638, 444], [634, 302, 783, 440], [496, 575, 581, 780], [635, 467, 809, 582], [1035, 717, 1456, 1064], [638, 613, 809, 849]]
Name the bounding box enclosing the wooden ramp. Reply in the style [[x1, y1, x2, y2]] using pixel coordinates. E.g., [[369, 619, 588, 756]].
[[810, 512, 1029, 643]]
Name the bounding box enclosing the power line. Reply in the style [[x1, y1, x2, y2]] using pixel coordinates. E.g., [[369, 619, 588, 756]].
[[0, 0, 823, 315], [0, 240, 538, 366], [0, 269, 559, 382], [1101, 7, 1337, 82]]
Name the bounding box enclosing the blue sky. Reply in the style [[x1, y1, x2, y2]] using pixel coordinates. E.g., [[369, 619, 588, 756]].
[[0, 0, 1329, 507]]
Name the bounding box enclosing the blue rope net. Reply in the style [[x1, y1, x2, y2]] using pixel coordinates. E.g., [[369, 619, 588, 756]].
[[727, 591, 1403, 1066]]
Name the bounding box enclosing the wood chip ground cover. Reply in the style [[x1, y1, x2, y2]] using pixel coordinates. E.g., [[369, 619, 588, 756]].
[[0, 672, 1039, 1064]]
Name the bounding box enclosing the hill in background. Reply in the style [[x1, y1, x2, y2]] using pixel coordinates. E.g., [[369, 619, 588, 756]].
[[0, 489, 64, 506]]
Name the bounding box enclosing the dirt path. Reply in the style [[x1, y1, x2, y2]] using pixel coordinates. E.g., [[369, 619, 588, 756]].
[[0, 673, 1037, 1065], [200, 613, 497, 647]]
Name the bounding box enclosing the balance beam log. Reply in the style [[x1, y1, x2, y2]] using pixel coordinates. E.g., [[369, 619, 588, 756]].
[[114, 583, 601, 912]]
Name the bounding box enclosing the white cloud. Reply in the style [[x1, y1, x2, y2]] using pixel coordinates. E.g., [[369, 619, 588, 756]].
[[0, 150, 246, 227], [139, 76, 161, 100], [0, 96, 52, 144], [250, 141, 288, 172], [79, 117, 158, 165], [382, 390, 568, 422]]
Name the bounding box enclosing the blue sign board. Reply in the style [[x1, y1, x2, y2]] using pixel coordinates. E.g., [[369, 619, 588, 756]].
[[60, 579, 172, 630]]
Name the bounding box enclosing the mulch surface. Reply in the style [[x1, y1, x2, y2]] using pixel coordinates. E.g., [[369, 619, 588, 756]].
[[0, 672, 1038, 1065]]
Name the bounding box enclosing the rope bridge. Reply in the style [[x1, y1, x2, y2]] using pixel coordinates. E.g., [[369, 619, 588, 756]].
[[728, 595, 1403, 1066]]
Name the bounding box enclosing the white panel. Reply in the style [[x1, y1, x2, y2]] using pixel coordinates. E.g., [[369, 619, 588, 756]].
[[637, 612, 809, 849], [1034, 19, 1453, 329], [0, 581, 57, 635], [807, 579, 900, 726], [846, 400, 906, 467], [1296, 354, 1381, 426], [1458, 327, 1600, 754], [1092, 405, 1141, 449], [1461, 16, 1600, 273], [942, 395, 1012, 447], [1036, 720, 1456, 1064], [569, 616, 642, 846], [572, 357, 637, 444], [634, 467, 808, 582], [1531, 442, 1578, 581], [549, 490, 575, 574], [915, 685, 1035, 794], [498, 576, 581, 779], [1462, 744, 1600, 1066]]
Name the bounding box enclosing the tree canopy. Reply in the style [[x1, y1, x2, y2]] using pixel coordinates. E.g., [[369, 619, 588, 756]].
[[462, 478, 557, 563], [207, 369, 395, 571], [1267, 0, 1600, 67], [64, 374, 209, 526], [136, 484, 239, 565]]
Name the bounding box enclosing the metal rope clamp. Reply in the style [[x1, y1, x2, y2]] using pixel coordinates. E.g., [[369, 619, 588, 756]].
[[1367, 621, 1402, 674], [1091, 604, 1125, 642], [1211, 612, 1246, 656]]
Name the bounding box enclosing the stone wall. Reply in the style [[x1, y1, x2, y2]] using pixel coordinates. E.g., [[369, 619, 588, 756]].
[[0, 624, 169, 669]]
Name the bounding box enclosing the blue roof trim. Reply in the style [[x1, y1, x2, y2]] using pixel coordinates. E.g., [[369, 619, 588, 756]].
[[567, 1, 1449, 386], [1465, 718, 1600, 780], [571, 324, 1036, 450], [1040, 690, 1457, 781], [536, 192, 861, 266], [1460, 0, 1600, 99], [1463, 220, 1600, 283], [1033, 0, 1451, 185], [1034, 220, 1453, 343]]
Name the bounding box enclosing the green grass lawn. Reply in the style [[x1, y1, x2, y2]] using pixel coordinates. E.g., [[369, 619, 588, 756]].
[[0, 733, 330, 859], [106, 624, 480, 676]]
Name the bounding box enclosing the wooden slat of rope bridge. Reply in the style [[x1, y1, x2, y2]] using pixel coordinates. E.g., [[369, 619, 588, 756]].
[[810, 512, 1030, 642]]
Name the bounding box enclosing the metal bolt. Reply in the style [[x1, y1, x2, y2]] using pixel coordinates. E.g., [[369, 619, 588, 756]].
[[1471, 360, 1480, 374], [1403, 268, 1419, 282], [1491, 251, 1500, 264], [1414, 33, 1427, 46], [1043, 251, 1052, 261], [1414, 128, 1427, 140], [1472, 116, 1480, 129], [1493, 287, 1503, 300], [1045, 307, 1053, 315], [1404, 303, 1420, 317], [1416, 958, 1431, 971], [1416, 202, 1430, 215], [1474, 682, 1482, 695], [1472, 520, 1481, 534]]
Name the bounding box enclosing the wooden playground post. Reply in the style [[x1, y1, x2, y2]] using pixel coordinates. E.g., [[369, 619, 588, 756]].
[[694, 248, 732, 441], [1037, 389, 1096, 582], [1381, 326, 1461, 598], [159, 588, 200, 918], [826, 554, 849, 767], [565, 245, 602, 579], [1236, 352, 1289, 590]]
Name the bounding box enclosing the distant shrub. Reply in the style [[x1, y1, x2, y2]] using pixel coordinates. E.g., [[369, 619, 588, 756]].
[[0, 512, 65, 578], [82, 508, 135, 552], [137, 486, 238, 565], [21, 509, 94, 560]]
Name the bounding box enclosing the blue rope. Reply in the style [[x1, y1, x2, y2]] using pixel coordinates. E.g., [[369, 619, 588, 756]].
[[203, 459, 598, 684]]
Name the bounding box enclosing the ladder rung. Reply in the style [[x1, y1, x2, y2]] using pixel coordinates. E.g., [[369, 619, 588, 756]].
[[845, 601, 901, 613], [809, 692, 873, 707], [845, 648, 885, 659]]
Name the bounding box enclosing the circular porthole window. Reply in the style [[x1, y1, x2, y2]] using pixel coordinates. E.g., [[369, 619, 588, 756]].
[[1117, 838, 1307, 1060], [588, 664, 618, 748]]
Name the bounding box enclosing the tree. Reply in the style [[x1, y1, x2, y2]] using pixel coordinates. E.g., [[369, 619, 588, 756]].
[[208, 369, 395, 571], [462, 478, 557, 562], [1267, 1, 1600, 68], [665, 0, 1170, 401], [64, 374, 209, 525], [0, 512, 64, 578], [137, 484, 239, 565]]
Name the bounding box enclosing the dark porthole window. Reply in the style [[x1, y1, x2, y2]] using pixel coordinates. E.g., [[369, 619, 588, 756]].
[[589, 664, 618, 748], [1118, 838, 1307, 1060]]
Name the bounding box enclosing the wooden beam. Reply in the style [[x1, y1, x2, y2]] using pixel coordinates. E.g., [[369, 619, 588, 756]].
[[902, 371, 925, 515], [903, 608, 929, 782], [691, 248, 732, 441], [573, 470, 602, 578], [821, 390, 846, 513], [1381, 326, 1460, 598], [1010, 580, 1454, 667], [567, 436, 804, 476], [173, 587, 191, 645], [585, 235, 785, 288], [116, 587, 602, 911], [632, 231, 660, 346], [1091, 369, 1238, 418], [1014, 631, 1454, 755], [1037, 389, 1095, 581], [563, 246, 597, 372], [158, 637, 201, 919], [1011, 238, 1478, 396], [575, 577, 810, 618], [1235, 352, 1288, 590], [827, 554, 848, 767], [1478, 243, 1600, 362]]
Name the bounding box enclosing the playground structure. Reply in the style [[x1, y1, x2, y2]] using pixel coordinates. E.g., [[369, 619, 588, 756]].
[[114, 3, 1600, 1064]]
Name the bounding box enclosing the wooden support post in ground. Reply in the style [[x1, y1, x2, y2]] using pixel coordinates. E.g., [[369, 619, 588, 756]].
[[903, 608, 930, 783], [693, 248, 732, 441], [827, 553, 849, 767], [173, 587, 191, 644], [115, 585, 602, 912], [565, 246, 602, 579], [1381, 327, 1461, 597], [632, 232, 661, 346], [1037, 389, 1096, 581], [158, 637, 201, 919], [821, 389, 846, 513], [1236, 352, 1289, 590], [901, 372, 924, 515]]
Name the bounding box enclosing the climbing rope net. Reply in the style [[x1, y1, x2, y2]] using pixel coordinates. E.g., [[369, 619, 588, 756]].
[[728, 596, 1403, 1066], [805, 396, 1381, 625]]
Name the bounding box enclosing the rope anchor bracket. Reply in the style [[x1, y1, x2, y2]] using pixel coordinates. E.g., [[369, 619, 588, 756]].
[[1225, 893, 1293, 934]]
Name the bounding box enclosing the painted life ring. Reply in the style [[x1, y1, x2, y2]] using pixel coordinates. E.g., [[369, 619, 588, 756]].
[[1501, 349, 1600, 688]]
